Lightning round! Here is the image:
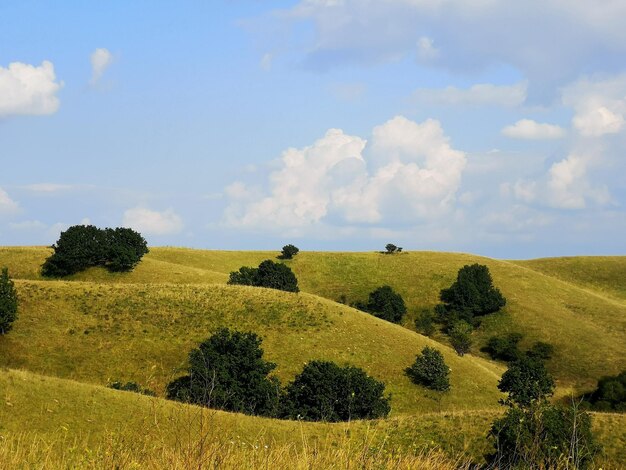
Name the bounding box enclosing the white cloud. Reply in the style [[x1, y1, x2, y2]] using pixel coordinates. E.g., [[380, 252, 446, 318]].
[[562, 75, 626, 137], [501, 119, 566, 140], [224, 116, 466, 231], [413, 82, 527, 107], [0, 61, 62, 117], [416, 36, 439, 61], [0, 188, 19, 214], [547, 155, 611, 209], [122, 207, 183, 236], [90, 48, 113, 85]]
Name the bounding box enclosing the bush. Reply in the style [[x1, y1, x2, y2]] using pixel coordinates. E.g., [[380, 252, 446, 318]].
[[228, 260, 299, 293], [166, 328, 282, 417], [0, 267, 18, 334], [483, 332, 524, 362], [438, 264, 506, 324], [498, 355, 555, 407], [41, 225, 148, 277], [448, 320, 472, 356], [414, 310, 436, 337], [527, 341, 555, 361], [282, 361, 390, 422], [584, 370, 626, 412], [279, 244, 299, 259], [360, 286, 406, 324], [108, 381, 156, 397], [489, 402, 597, 469], [405, 347, 450, 391]]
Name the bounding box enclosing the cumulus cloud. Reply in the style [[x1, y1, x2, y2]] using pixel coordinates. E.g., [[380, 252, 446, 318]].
[[122, 207, 184, 236], [90, 48, 113, 85], [501, 119, 566, 140], [224, 116, 466, 231], [0, 188, 19, 214], [413, 82, 527, 107], [547, 155, 611, 209], [562, 75, 626, 137], [0, 61, 62, 117]]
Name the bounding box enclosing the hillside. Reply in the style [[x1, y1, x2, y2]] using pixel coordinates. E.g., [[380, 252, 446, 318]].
[[1, 247, 624, 393], [1, 368, 624, 467]]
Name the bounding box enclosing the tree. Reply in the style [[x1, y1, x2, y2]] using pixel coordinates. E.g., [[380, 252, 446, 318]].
[[584, 370, 626, 411], [483, 332, 524, 362], [498, 355, 555, 407], [448, 320, 472, 356], [405, 347, 450, 392], [384, 243, 398, 254], [228, 260, 299, 293], [362, 285, 406, 323], [41, 225, 148, 277], [527, 341, 555, 361], [414, 310, 436, 337], [438, 264, 506, 324], [166, 328, 281, 417], [279, 244, 299, 260], [0, 268, 18, 334], [282, 361, 390, 422]]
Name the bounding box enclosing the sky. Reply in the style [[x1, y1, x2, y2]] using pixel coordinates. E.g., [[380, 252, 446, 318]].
[[1, 0, 626, 259]]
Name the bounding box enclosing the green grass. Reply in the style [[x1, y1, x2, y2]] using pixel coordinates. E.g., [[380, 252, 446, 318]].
[[1, 368, 624, 467], [0, 279, 504, 414], [513, 256, 626, 301]]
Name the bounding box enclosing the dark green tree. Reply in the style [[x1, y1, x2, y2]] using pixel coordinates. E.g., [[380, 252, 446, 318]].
[[0, 267, 18, 334], [405, 347, 450, 391], [227, 260, 299, 293], [363, 285, 406, 323], [438, 264, 506, 324], [282, 361, 390, 422], [384, 243, 397, 254], [279, 244, 299, 259], [483, 332, 524, 362], [41, 225, 148, 277], [585, 370, 626, 411], [498, 355, 555, 407], [166, 328, 281, 417]]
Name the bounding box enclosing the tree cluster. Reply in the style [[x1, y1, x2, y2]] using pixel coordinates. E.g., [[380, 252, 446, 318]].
[[489, 356, 597, 469], [0, 267, 18, 335], [483, 332, 554, 363], [41, 225, 149, 277], [405, 346, 450, 392], [353, 285, 407, 324], [278, 244, 299, 260], [228, 260, 299, 293], [167, 328, 390, 422]]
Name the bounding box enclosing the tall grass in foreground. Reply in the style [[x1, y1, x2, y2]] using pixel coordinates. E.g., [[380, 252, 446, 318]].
[[0, 432, 471, 470]]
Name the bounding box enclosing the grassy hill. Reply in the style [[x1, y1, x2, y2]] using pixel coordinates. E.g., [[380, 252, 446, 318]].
[[0, 279, 504, 415], [1, 246, 624, 394], [1, 368, 624, 467]]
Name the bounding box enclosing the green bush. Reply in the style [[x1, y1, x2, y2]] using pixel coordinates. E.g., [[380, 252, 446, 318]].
[[282, 361, 391, 422], [584, 370, 626, 412], [357, 286, 407, 324], [166, 328, 282, 417], [41, 225, 148, 277], [405, 347, 450, 392], [0, 267, 18, 334], [483, 332, 524, 362], [527, 341, 555, 361], [279, 244, 299, 259], [448, 320, 472, 356], [438, 264, 506, 324], [228, 260, 299, 293], [414, 310, 436, 337]]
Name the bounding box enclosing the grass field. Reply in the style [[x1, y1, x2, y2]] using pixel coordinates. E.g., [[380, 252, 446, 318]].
[[1, 246, 624, 467]]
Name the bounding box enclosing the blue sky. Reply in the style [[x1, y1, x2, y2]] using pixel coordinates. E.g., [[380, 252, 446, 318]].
[[1, 1, 626, 258]]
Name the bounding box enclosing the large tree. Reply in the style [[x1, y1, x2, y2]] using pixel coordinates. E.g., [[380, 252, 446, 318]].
[[0, 267, 18, 334], [166, 328, 281, 417], [362, 285, 407, 324], [228, 260, 299, 293]]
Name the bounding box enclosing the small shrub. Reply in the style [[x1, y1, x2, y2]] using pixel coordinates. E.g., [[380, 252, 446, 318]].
[[108, 381, 156, 397], [166, 328, 282, 417], [282, 361, 390, 422], [584, 370, 626, 411], [448, 320, 472, 356], [405, 347, 450, 392], [527, 341, 555, 361], [0, 267, 18, 334], [361, 285, 406, 324], [228, 260, 299, 293], [279, 244, 299, 259], [414, 310, 436, 337], [483, 332, 523, 362]]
